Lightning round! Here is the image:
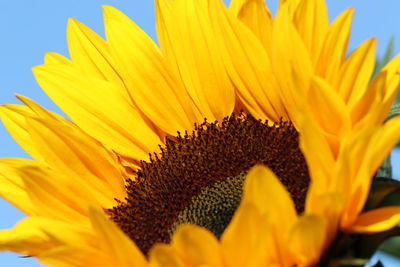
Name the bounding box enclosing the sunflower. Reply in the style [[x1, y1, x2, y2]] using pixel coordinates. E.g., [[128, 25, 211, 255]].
[[1, 0, 400, 266]]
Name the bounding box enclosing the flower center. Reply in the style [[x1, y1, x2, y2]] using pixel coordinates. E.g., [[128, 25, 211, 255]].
[[109, 113, 310, 255], [169, 173, 246, 239]]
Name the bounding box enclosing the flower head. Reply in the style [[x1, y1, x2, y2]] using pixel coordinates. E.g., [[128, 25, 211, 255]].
[[1, 0, 400, 266]]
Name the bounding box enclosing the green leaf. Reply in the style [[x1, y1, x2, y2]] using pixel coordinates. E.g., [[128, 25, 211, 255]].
[[355, 227, 400, 258], [380, 236, 400, 258], [366, 179, 400, 211], [376, 154, 393, 180], [387, 103, 400, 120]]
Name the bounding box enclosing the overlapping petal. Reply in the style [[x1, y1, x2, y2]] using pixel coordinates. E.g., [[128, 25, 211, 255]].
[[155, 0, 236, 121], [104, 5, 203, 135], [0, 99, 127, 203], [67, 18, 126, 89], [229, 0, 274, 53], [33, 64, 161, 160]]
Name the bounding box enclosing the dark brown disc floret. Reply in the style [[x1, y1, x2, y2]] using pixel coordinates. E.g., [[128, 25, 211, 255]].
[[109, 113, 310, 255]]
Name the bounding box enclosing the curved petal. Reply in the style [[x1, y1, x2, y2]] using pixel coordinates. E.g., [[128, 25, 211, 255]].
[[364, 116, 400, 179], [278, 0, 301, 14], [347, 207, 400, 233], [171, 224, 223, 267], [271, 2, 313, 124], [1, 98, 126, 204], [243, 165, 297, 230], [149, 244, 186, 267], [0, 159, 37, 215], [16, 95, 72, 125], [308, 77, 350, 139], [336, 38, 376, 105], [44, 52, 71, 65], [0, 216, 86, 257], [221, 203, 273, 267], [155, 0, 235, 121], [25, 117, 126, 202], [350, 71, 386, 129], [0, 158, 108, 222], [33, 64, 161, 160], [39, 246, 112, 267], [1, 96, 85, 162], [0, 104, 44, 161], [67, 18, 126, 90], [373, 55, 400, 124], [17, 165, 92, 222], [293, 0, 329, 65], [305, 193, 344, 246], [229, 0, 273, 53], [104, 5, 203, 135], [298, 111, 336, 191], [210, 0, 286, 122], [88, 207, 147, 267], [316, 8, 353, 82], [381, 54, 400, 104], [288, 215, 327, 266], [347, 116, 400, 224]]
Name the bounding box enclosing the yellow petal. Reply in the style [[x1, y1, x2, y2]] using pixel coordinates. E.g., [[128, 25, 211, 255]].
[[336, 38, 377, 105], [33, 64, 161, 160], [25, 117, 126, 203], [1, 97, 73, 162], [149, 244, 186, 267], [343, 116, 400, 225], [67, 18, 125, 90], [316, 8, 353, 82], [243, 165, 297, 230], [278, 0, 301, 16], [229, 0, 273, 53], [209, 0, 286, 122], [1, 99, 125, 205], [17, 165, 90, 222], [372, 115, 400, 164], [0, 159, 36, 215], [0, 104, 44, 161], [364, 117, 400, 178], [36, 220, 109, 266], [293, 0, 329, 64], [171, 224, 223, 267], [1, 158, 109, 221], [271, 2, 313, 123], [350, 71, 385, 129], [16, 95, 72, 124], [305, 192, 344, 246], [221, 203, 273, 267], [381, 54, 400, 103], [347, 207, 400, 233], [155, 0, 235, 121], [308, 76, 350, 139], [39, 246, 112, 267], [288, 215, 327, 266], [88, 207, 147, 267], [104, 5, 202, 135], [298, 111, 336, 191], [373, 54, 400, 124], [44, 52, 71, 65], [0, 216, 82, 257]]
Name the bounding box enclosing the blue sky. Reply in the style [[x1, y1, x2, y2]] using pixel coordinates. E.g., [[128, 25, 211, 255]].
[[0, 0, 399, 266]]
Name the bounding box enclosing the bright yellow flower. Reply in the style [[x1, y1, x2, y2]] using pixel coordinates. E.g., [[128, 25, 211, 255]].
[[1, 0, 400, 266]]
